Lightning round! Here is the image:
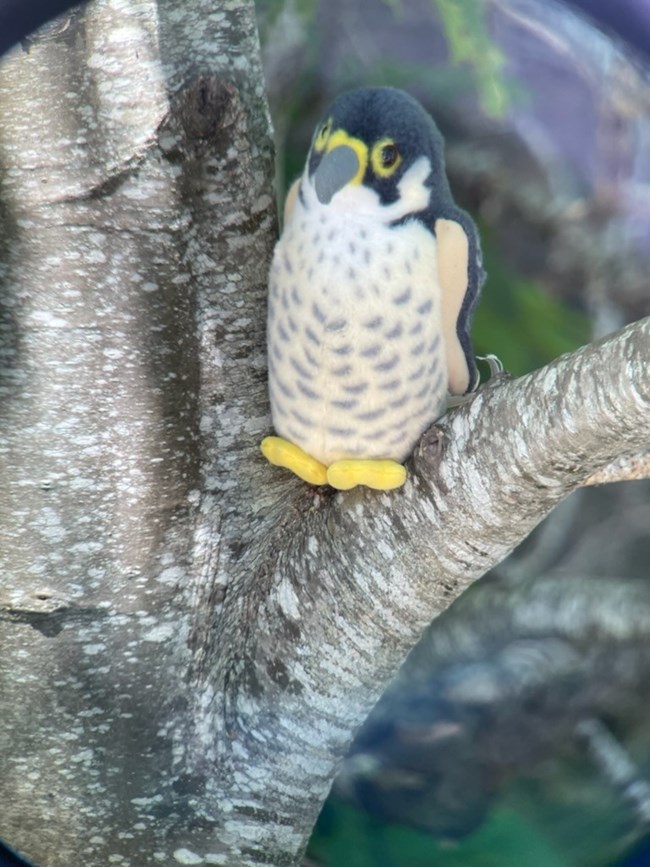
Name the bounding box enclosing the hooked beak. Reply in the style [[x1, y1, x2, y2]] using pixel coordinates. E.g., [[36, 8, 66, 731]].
[[314, 145, 361, 204]]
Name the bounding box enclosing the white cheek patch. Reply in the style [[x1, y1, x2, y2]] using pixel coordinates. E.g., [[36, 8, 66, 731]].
[[394, 156, 431, 215], [356, 156, 431, 224]]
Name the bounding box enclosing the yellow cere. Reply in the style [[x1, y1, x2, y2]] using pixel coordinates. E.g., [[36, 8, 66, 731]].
[[370, 137, 402, 178]]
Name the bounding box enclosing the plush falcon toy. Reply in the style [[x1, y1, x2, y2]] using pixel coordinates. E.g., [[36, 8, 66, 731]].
[[261, 86, 485, 491]]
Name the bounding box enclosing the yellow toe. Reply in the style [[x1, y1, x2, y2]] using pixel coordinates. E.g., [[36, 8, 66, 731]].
[[261, 436, 328, 486], [327, 459, 407, 491]]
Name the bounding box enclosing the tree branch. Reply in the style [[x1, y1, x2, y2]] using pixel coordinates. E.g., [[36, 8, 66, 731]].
[[583, 450, 650, 486], [209, 316, 649, 863]]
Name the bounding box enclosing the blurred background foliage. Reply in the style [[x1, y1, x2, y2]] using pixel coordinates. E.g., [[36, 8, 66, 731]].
[[255, 0, 650, 864], [431, 0, 511, 117]]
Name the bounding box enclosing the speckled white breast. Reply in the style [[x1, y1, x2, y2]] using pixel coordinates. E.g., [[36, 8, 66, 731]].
[[267, 181, 448, 466]]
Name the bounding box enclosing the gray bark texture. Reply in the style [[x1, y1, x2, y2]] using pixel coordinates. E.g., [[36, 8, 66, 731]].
[[0, 1, 648, 866]]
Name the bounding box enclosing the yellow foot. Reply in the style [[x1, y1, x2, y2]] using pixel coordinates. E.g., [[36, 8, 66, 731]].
[[327, 459, 407, 491], [260, 436, 328, 486]]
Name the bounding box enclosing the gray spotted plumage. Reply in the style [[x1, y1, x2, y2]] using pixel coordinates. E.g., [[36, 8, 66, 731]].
[[267, 86, 485, 467]]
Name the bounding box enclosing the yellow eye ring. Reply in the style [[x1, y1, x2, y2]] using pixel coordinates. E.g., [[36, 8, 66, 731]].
[[314, 117, 333, 152], [371, 138, 402, 177]]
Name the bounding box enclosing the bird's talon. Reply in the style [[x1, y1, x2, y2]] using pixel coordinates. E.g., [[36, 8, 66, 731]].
[[261, 437, 328, 486], [327, 459, 406, 491]]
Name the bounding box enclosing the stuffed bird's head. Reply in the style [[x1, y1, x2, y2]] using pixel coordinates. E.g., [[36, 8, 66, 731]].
[[305, 87, 452, 219]]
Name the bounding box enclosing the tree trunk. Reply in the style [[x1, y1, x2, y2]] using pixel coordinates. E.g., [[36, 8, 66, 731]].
[[0, 2, 648, 866]]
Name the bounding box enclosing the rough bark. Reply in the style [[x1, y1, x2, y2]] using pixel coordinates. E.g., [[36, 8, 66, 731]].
[[0, 0, 276, 864], [584, 449, 650, 485], [0, 2, 648, 867], [211, 317, 649, 866]]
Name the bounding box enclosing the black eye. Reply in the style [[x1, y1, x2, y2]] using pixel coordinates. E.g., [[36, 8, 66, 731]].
[[372, 139, 402, 177], [380, 144, 399, 167]]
